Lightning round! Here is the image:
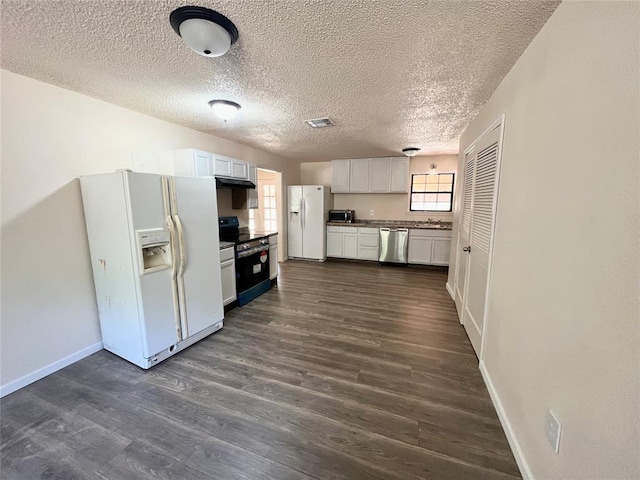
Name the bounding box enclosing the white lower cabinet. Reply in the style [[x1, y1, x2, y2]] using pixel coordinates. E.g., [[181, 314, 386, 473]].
[[269, 235, 278, 280], [327, 226, 358, 259], [327, 226, 378, 260], [357, 227, 380, 260], [408, 229, 452, 266], [328, 226, 450, 264], [408, 235, 433, 264], [431, 238, 452, 265], [220, 247, 236, 306]]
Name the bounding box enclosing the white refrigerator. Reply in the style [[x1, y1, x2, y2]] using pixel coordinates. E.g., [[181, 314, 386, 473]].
[[288, 185, 333, 261], [80, 171, 224, 369]]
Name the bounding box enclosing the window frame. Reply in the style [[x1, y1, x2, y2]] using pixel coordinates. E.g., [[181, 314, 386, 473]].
[[262, 183, 277, 232], [409, 173, 455, 213]]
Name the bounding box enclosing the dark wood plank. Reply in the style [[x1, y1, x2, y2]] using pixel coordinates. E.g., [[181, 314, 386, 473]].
[[1, 259, 520, 479]]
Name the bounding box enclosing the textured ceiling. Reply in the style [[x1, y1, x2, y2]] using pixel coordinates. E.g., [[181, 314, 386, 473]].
[[1, 0, 559, 161]]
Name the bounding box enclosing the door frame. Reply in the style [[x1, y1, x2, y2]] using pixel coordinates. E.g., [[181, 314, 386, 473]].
[[256, 168, 285, 262], [456, 114, 506, 361]]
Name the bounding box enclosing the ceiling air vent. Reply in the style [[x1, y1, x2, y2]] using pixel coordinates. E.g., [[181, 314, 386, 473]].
[[305, 117, 335, 128]]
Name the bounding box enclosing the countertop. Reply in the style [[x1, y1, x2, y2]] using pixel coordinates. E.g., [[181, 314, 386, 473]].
[[219, 241, 235, 250], [327, 220, 452, 231]]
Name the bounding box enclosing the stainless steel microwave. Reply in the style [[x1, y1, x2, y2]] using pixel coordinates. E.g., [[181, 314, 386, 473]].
[[329, 210, 356, 223]]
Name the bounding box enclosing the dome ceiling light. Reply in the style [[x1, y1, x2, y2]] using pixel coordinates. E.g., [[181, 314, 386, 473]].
[[208, 100, 241, 122], [402, 147, 421, 157], [169, 6, 239, 57]]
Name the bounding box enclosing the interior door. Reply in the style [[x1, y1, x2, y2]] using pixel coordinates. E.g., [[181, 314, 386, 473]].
[[302, 185, 325, 260], [171, 176, 223, 338], [455, 149, 475, 317], [462, 124, 502, 356]]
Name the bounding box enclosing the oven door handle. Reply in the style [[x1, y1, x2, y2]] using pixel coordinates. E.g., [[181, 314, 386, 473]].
[[236, 245, 269, 259]]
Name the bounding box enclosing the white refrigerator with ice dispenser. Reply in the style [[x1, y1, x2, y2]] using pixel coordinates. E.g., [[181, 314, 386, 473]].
[[80, 171, 224, 369], [287, 185, 333, 261]]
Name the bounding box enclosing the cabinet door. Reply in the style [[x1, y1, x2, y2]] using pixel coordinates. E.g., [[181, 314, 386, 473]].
[[331, 160, 350, 193], [247, 164, 258, 209], [232, 160, 248, 179], [214, 155, 232, 177], [349, 159, 370, 192], [194, 151, 214, 177], [343, 233, 359, 259], [220, 259, 237, 306], [390, 157, 409, 192], [408, 236, 433, 264], [431, 238, 451, 265], [172, 149, 213, 177], [327, 232, 343, 257], [269, 244, 278, 279], [369, 158, 391, 192]]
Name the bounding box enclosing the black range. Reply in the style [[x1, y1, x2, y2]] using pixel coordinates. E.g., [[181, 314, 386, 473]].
[[218, 216, 271, 306]]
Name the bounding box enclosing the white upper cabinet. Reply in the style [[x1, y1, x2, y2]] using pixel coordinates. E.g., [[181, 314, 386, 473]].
[[390, 157, 409, 193], [331, 160, 350, 193], [232, 159, 248, 180], [247, 164, 258, 209], [331, 157, 409, 193], [369, 158, 391, 192], [173, 150, 250, 180], [349, 158, 370, 192], [172, 149, 214, 177], [213, 154, 233, 177]]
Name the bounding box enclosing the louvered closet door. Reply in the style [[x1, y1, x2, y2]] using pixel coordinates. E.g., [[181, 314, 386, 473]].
[[462, 124, 501, 356], [455, 149, 475, 316]]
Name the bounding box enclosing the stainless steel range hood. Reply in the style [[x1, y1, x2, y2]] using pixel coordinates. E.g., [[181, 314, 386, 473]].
[[215, 177, 256, 189]]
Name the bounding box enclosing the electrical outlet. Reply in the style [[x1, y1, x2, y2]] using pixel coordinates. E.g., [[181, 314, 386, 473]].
[[545, 410, 562, 453], [369, 210, 374, 216]]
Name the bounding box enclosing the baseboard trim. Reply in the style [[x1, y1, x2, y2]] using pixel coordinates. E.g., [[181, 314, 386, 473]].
[[0, 342, 103, 398], [445, 281, 455, 300], [479, 361, 534, 480]]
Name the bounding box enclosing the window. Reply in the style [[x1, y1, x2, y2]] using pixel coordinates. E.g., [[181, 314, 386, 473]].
[[410, 173, 455, 212], [262, 184, 277, 232]]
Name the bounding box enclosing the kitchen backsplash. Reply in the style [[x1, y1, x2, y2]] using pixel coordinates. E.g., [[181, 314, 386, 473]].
[[217, 189, 249, 226], [333, 193, 453, 222]]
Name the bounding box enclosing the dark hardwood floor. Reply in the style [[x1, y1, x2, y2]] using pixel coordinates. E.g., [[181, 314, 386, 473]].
[[1, 260, 520, 479]]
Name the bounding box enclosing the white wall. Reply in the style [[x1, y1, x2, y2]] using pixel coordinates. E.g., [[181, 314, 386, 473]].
[[448, 2, 639, 479], [300, 154, 457, 221], [0, 70, 300, 394]]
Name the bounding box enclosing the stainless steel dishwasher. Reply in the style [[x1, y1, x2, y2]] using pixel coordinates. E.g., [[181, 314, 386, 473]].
[[378, 227, 409, 264]]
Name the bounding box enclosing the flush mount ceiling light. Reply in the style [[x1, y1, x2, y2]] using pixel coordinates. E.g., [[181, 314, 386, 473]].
[[402, 147, 421, 157], [170, 6, 239, 57], [208, 100, 241, 122], [305, 117, 335, 128]]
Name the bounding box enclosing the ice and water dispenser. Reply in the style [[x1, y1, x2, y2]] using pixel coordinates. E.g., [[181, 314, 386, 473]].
[[289, 188, 302, 224], [136, 228, 172, 275]]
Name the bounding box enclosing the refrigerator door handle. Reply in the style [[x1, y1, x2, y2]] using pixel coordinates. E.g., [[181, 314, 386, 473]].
[[301, 197, 305, 230], [174, 214, 186, 272], [168, 176, 189, 340], [162, 176, 183, 341]]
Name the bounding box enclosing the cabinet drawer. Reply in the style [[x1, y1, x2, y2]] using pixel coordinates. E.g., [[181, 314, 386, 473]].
[[327, 225, 357, 233], [357, 227, 378, 235], [358, 246, 379, 261], [409, 228, 452, 238], [358, 233, 379, 248], [220, 247, 235, 262]]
